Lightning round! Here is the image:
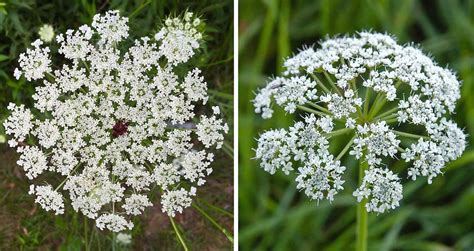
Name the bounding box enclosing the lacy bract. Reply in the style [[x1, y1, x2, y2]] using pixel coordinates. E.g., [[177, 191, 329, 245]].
[[254, 32, 465, 213], [4, 10, 228, 232]]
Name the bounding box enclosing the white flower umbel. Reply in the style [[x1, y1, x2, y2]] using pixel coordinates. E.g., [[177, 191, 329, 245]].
[[254, 31, 466, 213], [5, 10, 228, 232], [29, 185, 65, 215], [154, 12, 203, 65], [3, 103, 34, 147], [14, 39, 51, 81], [96, 213, 134, 232], [353, 167, 403, 213], [161, 187, 197, 217]]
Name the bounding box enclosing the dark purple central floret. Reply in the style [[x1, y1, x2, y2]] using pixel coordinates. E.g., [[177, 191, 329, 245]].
[[112, 121, 128, 137]]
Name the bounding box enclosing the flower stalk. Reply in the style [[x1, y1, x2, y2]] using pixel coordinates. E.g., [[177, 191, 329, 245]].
[[356, 152, 368, 251], [170, 216, 189, 251], [297, 105, 331, 117]]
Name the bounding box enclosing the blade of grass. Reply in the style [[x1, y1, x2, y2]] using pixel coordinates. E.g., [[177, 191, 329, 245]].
[[192, 203, 233, 243]]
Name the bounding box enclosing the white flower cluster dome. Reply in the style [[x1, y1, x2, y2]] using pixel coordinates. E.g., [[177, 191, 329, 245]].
[[4, 10, 228, 232], [254, 32, 466, 213]]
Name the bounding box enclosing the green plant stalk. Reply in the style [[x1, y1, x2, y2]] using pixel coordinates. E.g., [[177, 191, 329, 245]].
[[112, 202, 116, 251], [170, 216, 189, 251], [84, 216, 89, 251], [377, 113, 398, 122], [311, 73, 330, 93], [394, 130, 429, 140], [323, 71, 342, 95], [374, 106, 398, 120], [55, 163, 82, 192], [384, 117, 399, 124], [307, 101, 331, 114], [112, 232, 116, 251], [368, 94, 387, 119], [297, 105, 331, 117], [363, 87, 371, 116], [336, 135, 356, 160], [357, 153, 368, 251], [326, 127, 353, 138]]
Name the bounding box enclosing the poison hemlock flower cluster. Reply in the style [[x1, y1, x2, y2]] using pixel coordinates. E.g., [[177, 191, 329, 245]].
[[4, 10, 228, 232], [254, 32, 466, 213]]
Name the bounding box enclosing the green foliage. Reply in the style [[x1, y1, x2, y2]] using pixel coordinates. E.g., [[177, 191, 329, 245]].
[[0, 0, 233, 250], [239, 0, 474, 250]]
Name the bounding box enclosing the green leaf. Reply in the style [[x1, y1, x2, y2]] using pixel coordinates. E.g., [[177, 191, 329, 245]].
[[0, 54, 8, 62]]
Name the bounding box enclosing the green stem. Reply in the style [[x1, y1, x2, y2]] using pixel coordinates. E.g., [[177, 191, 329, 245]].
[[55, 163, 81, 192], [89, 223, 96, 250], [378, 113, 398, 122], [397, 146, 406, 153], [307, 101, 331, 114], [323, 71, 342, 95], [351, 80, 363, 118], [350, 79, 358, 94], [170, 217, 189, 251], [394, 130, 429, 140], [310, 73, 330, 93], [84, 216, 89, 251], [192, 203, 234, 243], [82, 60, 90, 72], [297, 105, 332, 117], [384, 118, 399, 124], [112, 232, 116, 251], [326, 128, 352, 138], [357, 154, 369, 251], [336, 135, 356, 160], [45, 72, 56, 82], [112, 202, 116, 251], [363, 87, 371, 116], [374, 106, 398, 120], [368, 94, 387, 119]]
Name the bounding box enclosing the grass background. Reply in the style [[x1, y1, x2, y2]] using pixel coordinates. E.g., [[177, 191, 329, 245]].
[[0, 0, 233, 250], [238, 0, 474, 250]]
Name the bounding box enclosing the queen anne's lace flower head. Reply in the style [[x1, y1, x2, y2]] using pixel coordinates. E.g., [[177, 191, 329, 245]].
[[154, 11, 203, 65], [254, 31, 466, 213], [5, 10, 228, 232], [29, 184, 65, 215], [14, 39, 51, 81]]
